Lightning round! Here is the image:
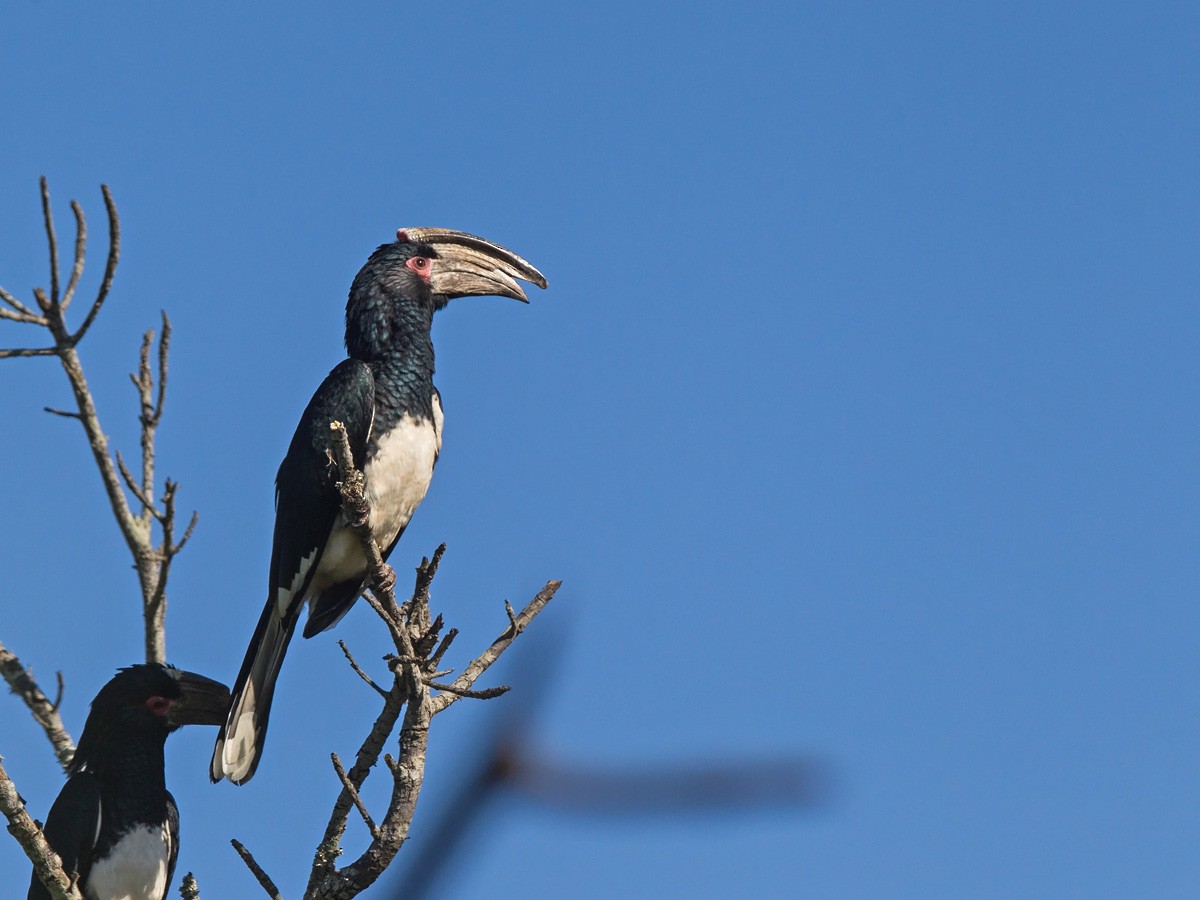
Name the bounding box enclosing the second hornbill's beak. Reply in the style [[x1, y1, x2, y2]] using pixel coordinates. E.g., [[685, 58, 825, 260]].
[[166, 670, 232, 728], [399, 227, 549, 303]]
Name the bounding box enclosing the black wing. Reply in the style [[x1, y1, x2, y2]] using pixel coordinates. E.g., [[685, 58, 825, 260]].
[[28, 773, 101, 900], [164, 792, 180, 895], [212, 358, 375, 784], [269, 357, 375, 618]]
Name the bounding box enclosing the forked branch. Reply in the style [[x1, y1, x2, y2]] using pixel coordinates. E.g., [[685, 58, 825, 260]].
[[290, 421, 560, 898], [0, 179, 197, 665], [0, 642, 74, 771]]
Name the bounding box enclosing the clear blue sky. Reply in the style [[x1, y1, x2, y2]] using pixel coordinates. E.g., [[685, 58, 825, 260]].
[[2, 2, 1197, 897]]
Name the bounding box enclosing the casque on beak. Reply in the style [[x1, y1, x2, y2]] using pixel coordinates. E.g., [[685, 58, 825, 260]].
[[166, 670, 232, 728], [398, 227, 548, 302]]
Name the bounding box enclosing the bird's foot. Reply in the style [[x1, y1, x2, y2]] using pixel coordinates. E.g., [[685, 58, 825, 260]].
[[374, 565, 396, 596]]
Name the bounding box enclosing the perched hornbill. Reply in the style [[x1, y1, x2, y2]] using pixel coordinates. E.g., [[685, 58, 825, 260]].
[[211, 228, 547, 785], [28, 664, 230, 900]]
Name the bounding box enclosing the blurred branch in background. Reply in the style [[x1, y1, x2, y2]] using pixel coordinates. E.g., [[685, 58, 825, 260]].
[[504, 749, 830, 815], [391, 635, 832, 900]]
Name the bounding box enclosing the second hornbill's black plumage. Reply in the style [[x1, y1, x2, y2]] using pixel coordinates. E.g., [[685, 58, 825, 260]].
[[28, 664, 230, 900], [211, 228, 547, 784]]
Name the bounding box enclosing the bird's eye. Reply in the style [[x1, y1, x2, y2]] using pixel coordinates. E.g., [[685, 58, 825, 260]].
[[413, 257, 428, 269], [405, 256, 431, 278], [145, 696, 172, 716]]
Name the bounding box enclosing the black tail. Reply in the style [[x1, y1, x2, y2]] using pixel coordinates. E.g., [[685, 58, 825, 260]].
[[211, 598, 298, 784]]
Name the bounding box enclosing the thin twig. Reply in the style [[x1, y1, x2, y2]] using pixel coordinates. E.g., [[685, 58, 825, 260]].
[[51, 672, 65, 712], [40, 177, 60, 303], [332, 753, 380, 840], [426, 680, 510, 700], [116, 450, 157, 515], [360, 590, 408, 650], [60, 202, 86, 311], [0, 346, 57, 358], [0, 306, 46, 325], [43, 407, 83, 421], [430, 581, 562, 716], [230, 839, 283, 900], [0, 284, 40, 318], [174, 509, 200, 554], [69, 184, 119, 346], [427, 627, 458, 671], [154, 312, 170, 422], [338, 641, 388, 699]]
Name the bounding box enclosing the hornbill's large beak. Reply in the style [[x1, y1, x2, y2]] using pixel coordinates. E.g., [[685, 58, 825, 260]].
[[399, 227, 548, 303], [166, 670, 232, 728]]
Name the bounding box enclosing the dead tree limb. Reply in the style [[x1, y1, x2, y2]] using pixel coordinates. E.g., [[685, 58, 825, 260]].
[[0, 757, 81, 899], [0, 642, 74, 771], [231, 839, 284, 900], [277, 421, 560, 899], [0, 178, 197, 664]]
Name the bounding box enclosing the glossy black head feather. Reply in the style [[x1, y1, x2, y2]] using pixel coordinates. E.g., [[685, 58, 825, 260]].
[[71, 664, 229, 776], [345, 240, 443, 363]]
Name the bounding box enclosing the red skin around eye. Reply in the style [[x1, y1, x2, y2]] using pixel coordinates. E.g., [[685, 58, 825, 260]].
[[405, 257, 431, 281], [145, 696, 172, 717]]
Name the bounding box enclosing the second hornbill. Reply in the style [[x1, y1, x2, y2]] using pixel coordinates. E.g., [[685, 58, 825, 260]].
[[28, 664, 230, 900], [211, 228, 547, 784]]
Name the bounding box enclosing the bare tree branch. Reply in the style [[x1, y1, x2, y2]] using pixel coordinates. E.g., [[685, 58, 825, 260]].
[[0, 179, 197, 666], [423, 679, 509, 700], [0, 642, 75, 771], [43, 406, 83, 420], [305, 667, 410, 894], [332, 753, 380, 840], [0, 346, 57, 358], [39, 177, 61, 304], [231, 839, 283, 900], [429, 581, 561, 717], [426, 627, 457, 672], [154, 311, 170, 422], [60, 202, 86, 311], [299, 422, 560, 898], [0, 757, 81, 900], [68, 182, 118, 346], [338, 641, 389, 699], [0, 283, 41, 319], [0, 306, 47, 325]]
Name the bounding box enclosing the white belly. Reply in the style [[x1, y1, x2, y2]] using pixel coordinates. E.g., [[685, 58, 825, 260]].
[[86, 824, 171, 900], [364, 408, 441, 548], [313, 403, 443, 586]]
